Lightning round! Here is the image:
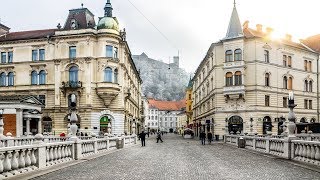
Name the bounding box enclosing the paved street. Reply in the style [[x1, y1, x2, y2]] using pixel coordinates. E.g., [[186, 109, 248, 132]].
[[33, 134, 320, 180]]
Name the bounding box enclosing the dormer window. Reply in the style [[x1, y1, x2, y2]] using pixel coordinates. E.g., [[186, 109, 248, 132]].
[[71, 19, 77, 30]]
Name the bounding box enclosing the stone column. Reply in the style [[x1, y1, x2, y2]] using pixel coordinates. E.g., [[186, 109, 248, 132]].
[[38, 118, 42, 134], [26, 118, 31, 136], [16, 108, 23, 137]]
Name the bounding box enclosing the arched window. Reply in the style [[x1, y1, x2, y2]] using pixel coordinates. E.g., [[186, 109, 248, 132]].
[[309, 81, 313, 92], [225, 50, 233, 62], [69, 66, 78, 83], [104, 67, 113, 82], [234, 71, 242, 86], [234, 49, 242, 61], [8, 72, 14, 86], [31, 71, 38, 85], [0, 72, 6, 86], [264, 50, 269, 63], [152, 122, 154, 126], [283, 55, 287, 67], [226, 72, 233, 86], [265, 73, 270, 86], [283, 76, 287, 89], [39, 70, 46, 85], [304, 80, 308, 92], [114, 69, 118, 83], [288, 77, 293, 90]]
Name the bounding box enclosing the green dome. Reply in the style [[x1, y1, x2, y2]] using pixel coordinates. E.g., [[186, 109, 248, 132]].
[[97, 17, 119, 31]]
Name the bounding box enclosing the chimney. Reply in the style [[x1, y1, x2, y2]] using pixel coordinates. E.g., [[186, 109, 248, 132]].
[[266, 27, 274, 35], [285, 34, 292, 41], [256, 24, 262, 32], [243, 21, 249, 29]]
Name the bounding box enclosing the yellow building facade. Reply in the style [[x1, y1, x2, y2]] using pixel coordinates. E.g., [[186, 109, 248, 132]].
[[0, 1, 142, 136]]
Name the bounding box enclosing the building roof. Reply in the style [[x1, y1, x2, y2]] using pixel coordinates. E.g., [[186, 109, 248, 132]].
[[0, 95, 43, 106], [148, 99, 185, 111], [0, 29, 56, 42], [0, 23, 10, 31], [243, 27, 309, 51], [301, 34, 320, 53], [224, 3, 243, 39], [63, 8, 96, 30]]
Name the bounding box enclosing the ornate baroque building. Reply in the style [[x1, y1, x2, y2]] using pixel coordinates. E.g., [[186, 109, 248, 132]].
[[192, 3, 320, 137], [0, 0, 142, 136]]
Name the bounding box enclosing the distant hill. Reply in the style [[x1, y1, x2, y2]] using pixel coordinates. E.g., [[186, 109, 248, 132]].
[[132, 53, 189, 101]]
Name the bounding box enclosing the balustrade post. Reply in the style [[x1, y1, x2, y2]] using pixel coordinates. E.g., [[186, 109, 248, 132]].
[[106, 138, 110, 150], [92, 135, 97, 154], [33, 134, 46, 168], [253, 138, 256, 149], [283, 138, 291, 159], [74, 140, 82, 160], [6, 133, 14, 147], [266, 138, 270, 153]]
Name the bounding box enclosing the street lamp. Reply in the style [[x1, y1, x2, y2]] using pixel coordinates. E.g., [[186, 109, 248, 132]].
[[287, 91, 297, 137], [249, 115, 254, 135]]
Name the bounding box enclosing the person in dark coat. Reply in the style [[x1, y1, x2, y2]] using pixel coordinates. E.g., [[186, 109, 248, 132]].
[[207, 132, 213, 144], [139, 131, 147, 147], [156, 130, 163, 143], [200, 131, 206, 145]]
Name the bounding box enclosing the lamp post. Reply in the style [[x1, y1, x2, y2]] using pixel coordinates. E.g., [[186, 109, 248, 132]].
[[287, 91, 297, 137], [0, 109, 5, 138], [225, 114, 229, 135], [249, 115, 254, 135]]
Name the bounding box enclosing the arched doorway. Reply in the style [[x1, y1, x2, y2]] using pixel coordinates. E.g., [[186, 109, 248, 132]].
[[42, 116, 52, 133], [228, 116, 243, 134], [100, 115, 112, 134], [263, 116, 272, 134], [297, 117, 308, 133]]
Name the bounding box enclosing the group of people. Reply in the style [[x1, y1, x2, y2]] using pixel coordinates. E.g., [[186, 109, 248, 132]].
[[200, 131, 213, 145], [139, 130, 163, 147]]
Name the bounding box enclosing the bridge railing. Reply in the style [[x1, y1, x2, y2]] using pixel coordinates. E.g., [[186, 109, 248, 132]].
[[225, 135, 320, 166], [0, 134, 137, 178]]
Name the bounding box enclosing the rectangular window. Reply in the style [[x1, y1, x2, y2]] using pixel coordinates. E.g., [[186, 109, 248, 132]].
[[309, 100, 312, 109], [304, 60, 308, 71], [7, 52, 13, 63], [106, 45, 113, 58], [69, 46, 76, 59], [283, 55, 287, 67], [283, 97, 287, 108], [113, 47, 118, 58], [32, 50, 38, 61], [1, 52, 6, 63], [308, 61, 312, 72], [265, 95, 270, 107], [39, 95, 46, 106], [288, 56, 292, 67], [39, 49, 45, 61], [304, 99, 308, 109]]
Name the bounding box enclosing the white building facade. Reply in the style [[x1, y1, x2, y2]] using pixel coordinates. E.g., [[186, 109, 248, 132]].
[[192, 3, 320, 138]]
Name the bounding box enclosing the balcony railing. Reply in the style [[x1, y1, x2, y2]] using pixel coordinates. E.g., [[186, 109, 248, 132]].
[[62, 81, 82, 88], [223, 85, 245, 95], [224, 60, 245, 69]]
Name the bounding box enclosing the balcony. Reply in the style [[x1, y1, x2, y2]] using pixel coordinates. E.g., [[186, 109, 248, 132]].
[[223, 85, 245, 100], [61, 81, 83, 94], [62, 81, 82, 88], [96, 82, 121, 107], [224, 60, 245, 69]]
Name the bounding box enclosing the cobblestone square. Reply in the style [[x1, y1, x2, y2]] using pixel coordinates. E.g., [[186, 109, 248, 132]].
[[33, 134, 320, 180]]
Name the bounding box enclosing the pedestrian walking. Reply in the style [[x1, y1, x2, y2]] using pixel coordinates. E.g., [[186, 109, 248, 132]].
[[139, 131, 147, 147], [156, 130, 163, 143], [200, 131, 206, 145], [207, 132, 213, 144]]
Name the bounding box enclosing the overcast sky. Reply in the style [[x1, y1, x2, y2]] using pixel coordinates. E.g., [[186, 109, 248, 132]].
[[1, 0, 320, 73]]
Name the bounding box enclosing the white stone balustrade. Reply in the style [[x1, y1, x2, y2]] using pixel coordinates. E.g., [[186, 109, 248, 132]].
[[291, 140, 320, 166], [225, 134, 320, 167], [0, 134, 137, 178]]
